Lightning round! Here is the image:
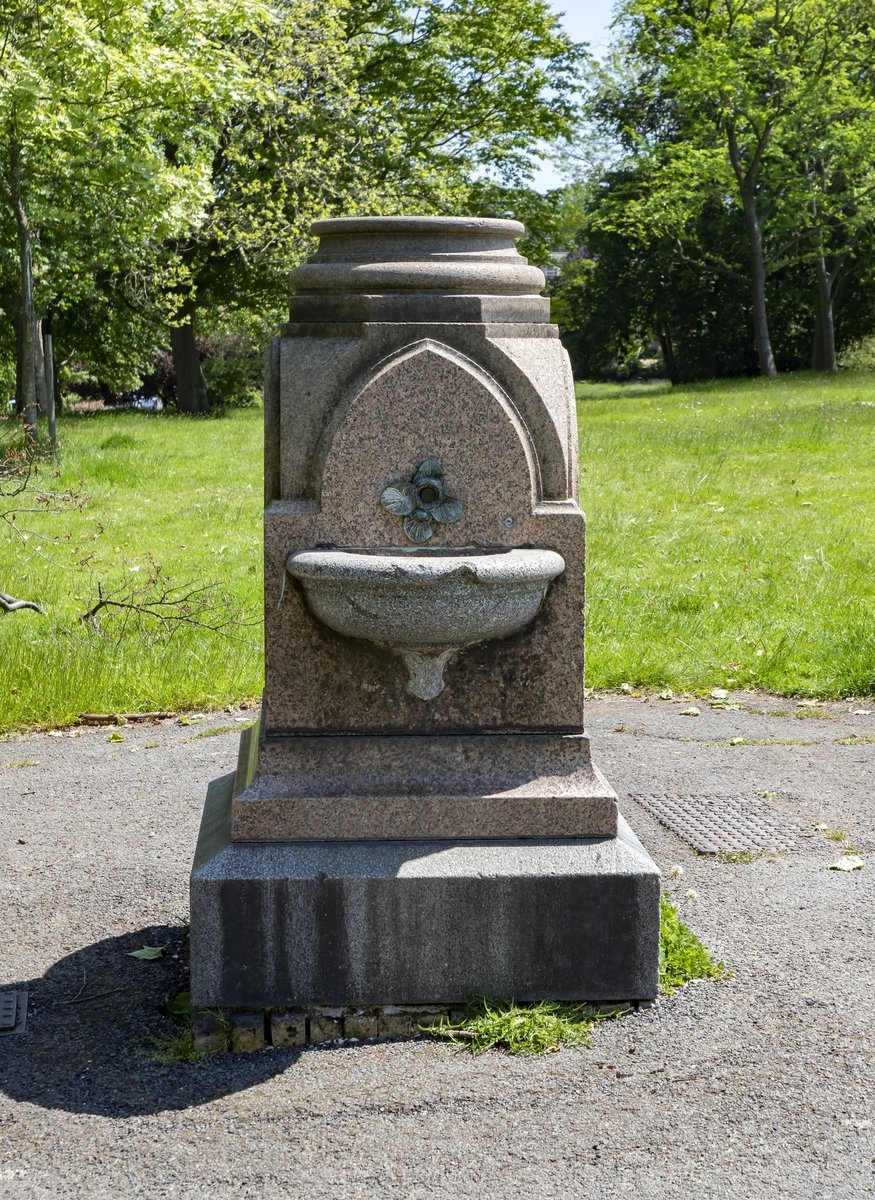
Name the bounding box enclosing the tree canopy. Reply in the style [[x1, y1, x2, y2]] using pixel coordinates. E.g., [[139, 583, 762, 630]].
[[0, 0, 586, 417], [559, 0, 875, 379]]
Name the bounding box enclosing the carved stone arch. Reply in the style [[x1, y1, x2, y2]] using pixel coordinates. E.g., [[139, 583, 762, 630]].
[[313, 340, 542, 541]]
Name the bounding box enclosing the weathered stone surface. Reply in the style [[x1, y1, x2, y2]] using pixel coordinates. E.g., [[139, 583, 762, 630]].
[[272, 324, 574, 500], [231, 733, 618, 841], [191, 1009, 226, 1054], [265, 505, 585, 737], [290, 216, 545, 298], [190, 772, 660, 1010], [309, 1015, 343, 1043], [230, 1012, 264, 1053], [270, 1011, 306, 1047], [377, 1013, 417, 1038], [190, 214, 660, 1015], [343, 1012, 380, 1040], [286, 546, 565, 700], [263, 224, 586, 738], [285, 294, 550, 325]]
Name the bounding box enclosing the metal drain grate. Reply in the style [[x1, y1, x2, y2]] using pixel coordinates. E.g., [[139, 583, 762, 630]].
[[0, 992, 16, 1030], [0, 990, 27, 1036], [629, 793, 807, 853]]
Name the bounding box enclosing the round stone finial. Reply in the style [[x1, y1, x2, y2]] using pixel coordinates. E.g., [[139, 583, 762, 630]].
[[290, 215, 545, 296]]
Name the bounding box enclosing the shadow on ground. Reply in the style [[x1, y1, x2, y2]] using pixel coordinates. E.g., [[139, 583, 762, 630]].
[[0, 925, 299, 1117]]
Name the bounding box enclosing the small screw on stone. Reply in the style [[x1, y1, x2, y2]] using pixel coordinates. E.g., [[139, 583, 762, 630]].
[[504, 517, 515, 528]]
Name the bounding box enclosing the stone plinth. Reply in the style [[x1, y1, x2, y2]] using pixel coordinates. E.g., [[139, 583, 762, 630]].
[[231, 732, 618, 841], [191, 773, 660, 1009], [189, 216, 661, 1017]]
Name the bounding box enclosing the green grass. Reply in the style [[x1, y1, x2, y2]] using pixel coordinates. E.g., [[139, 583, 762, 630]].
[[433, 996, 619, 1055], [578, 371, 875, 695], [659, 894, 725, 994], [0, 408, 263, 732], [2, 370, 874, 732]]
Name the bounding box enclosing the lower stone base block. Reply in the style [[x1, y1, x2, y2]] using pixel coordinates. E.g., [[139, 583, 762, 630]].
[[190, 772, 661, 1010]]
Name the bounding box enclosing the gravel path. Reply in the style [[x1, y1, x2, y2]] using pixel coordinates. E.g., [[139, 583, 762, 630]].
[[2, 693, 874, 1199]]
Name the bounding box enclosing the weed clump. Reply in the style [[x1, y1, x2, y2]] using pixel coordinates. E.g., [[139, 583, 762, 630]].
[[432, 996, 623, 1056], [145, 990, 205, 1063], [659, 893, 725, 993], [147, 1023, 205, 1064]]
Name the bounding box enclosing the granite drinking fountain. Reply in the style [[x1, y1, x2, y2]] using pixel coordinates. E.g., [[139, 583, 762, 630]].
[[189, 216, 660, 1034]]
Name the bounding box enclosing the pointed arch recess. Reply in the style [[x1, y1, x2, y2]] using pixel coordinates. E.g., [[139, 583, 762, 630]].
[[313, 339, 542, 507]]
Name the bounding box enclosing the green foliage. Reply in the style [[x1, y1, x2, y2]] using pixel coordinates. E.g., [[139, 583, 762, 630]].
[[659, 895, 724, 994], [433, 996, 619, 1056], [840, 335, 875, 371], [579, 372, 875, 696], [551, 165, 875, 381], [0, 0, 581, 406], [147, 999, 204, 1064], [0, 407, 263, 732], [552, 170, 759, 382], [574, 0, 875, 375], [354, 0, 582, 190], [201, 330, 262, 409], [165, 0, 584, 343], [165, 991, 192, 1018], [0, 0, 268, 391]]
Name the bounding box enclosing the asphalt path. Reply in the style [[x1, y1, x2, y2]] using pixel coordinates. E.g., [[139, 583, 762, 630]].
[[2, 693, 874, 1198]]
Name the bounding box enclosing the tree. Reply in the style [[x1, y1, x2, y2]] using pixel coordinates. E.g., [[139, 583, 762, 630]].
[[550, 169, 758, 383], [547, 165, 875, 381], [798, 120, 875, 371], [160, 0, 585, 411], [591, 0, 875, 376], [0, 0, 266, 431]]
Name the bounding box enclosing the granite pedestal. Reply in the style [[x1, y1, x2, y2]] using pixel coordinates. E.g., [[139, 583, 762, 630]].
[[191, 771, 660, 1008], [189, 216, 661, 1016]]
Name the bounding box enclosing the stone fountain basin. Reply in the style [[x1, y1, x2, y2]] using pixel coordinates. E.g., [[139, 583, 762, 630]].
[[286, 546, 565, 700]]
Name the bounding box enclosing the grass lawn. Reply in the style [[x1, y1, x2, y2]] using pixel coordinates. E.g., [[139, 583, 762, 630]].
[[578, 371, 875, 696], [1, 370, 873, 732], [0, 408, 264, 732]]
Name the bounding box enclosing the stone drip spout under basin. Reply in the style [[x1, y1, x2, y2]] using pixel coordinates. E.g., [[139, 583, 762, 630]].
[[286, 545, 565, 700]]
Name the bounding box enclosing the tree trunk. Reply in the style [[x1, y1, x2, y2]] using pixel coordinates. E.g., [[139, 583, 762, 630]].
[[12, 295, 23, 416], [812, 247, 842, 373], [170, 313, 209, 414], [10, 139, 38, 440], [656, 324, 678, 383], [34, 316, 46, 414], [811, 307, 827, 372], [44, 324, 57, 455], [740, 188, 777, 377], [47, 308, 62, 415]]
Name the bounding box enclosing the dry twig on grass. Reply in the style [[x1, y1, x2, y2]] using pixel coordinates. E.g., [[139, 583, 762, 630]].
[[0, 589, 44, 614], [78, 555, 256, 643]]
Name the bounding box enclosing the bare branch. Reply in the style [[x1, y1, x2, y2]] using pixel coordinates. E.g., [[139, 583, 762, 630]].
[[78, 556, 257, 644]]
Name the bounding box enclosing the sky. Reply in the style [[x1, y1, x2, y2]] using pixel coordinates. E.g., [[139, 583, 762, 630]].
[[551, 0, 617, 55], [531, 0, 618, 191]]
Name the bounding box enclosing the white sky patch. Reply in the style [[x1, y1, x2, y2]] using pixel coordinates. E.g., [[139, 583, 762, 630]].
[[531, 0, 617, 192]]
